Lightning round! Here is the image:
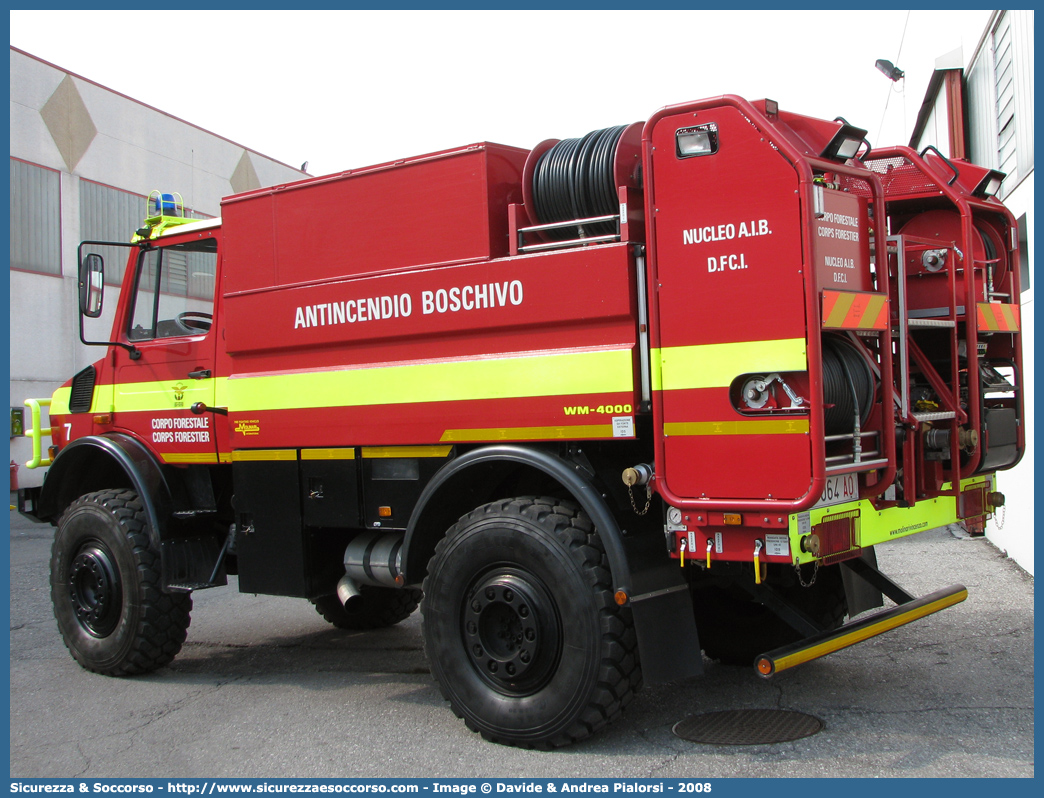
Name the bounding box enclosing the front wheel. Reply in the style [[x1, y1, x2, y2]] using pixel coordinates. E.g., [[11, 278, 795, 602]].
[[50, 489, 192, 675], [422, 497, 641, 749]]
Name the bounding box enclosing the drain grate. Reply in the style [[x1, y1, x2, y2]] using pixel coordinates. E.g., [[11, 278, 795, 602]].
[[672, 708, 823, 745]]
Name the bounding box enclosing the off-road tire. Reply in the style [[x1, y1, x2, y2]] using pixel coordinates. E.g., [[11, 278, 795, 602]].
[[421, 497, 641, 749], [693, 563, 847, 666], [311, 586, 422, 630], [50, 489, 191, 676]]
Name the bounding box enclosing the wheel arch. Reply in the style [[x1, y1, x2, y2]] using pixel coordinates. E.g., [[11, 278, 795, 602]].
[[40, 433, 172, 548], [402, 445, 632, 596]]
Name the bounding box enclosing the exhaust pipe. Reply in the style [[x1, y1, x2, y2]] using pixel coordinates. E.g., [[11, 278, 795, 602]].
[[336, 574, 364, 611], [335, 531, 406, 610]]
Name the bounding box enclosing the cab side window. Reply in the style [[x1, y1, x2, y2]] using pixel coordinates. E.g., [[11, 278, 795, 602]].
[[128, 240, 217, 340]]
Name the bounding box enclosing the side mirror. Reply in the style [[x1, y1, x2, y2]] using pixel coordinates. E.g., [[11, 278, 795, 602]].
[[79, 253, 104, 318]]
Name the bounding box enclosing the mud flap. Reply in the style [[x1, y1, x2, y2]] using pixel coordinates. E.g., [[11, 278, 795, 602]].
[[630, 584, 703, 685], [624, 532, 702, 686], [840, 546, 884, 617]]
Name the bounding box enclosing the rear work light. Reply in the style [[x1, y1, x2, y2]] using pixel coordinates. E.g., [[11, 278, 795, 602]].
[[973, 170, 1005, 198], [676, 124, 719, 158], [821, 124, 867, 162]]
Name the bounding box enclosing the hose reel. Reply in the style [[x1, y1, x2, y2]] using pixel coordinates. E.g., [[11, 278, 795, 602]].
[[821, 335, 876, 436], [530, 125, 628, 240]]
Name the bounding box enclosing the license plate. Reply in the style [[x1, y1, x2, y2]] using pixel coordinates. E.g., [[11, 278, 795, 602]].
[[813, 473, 858, 509]]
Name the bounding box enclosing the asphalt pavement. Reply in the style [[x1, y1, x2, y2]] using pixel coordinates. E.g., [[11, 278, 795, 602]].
[[8, 509, 1034, 778]]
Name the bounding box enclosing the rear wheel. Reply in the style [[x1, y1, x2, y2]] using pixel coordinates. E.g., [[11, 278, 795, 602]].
[[422, 497, 641, 749], [50, 489, 191, 675], [311, 586, 422, 630]]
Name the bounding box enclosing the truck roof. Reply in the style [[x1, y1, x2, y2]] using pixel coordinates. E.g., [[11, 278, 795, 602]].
[[152, 216, 222, 238]]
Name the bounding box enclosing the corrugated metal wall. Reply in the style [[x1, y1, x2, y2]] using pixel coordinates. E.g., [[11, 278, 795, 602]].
[[994, 13, 1017, 179], [9, 158, 61, 275], [1011, 10, 1034, 181], [79, 178, 143, 285], [966, 10, 1034, 197], [79, 180, 214, 293]]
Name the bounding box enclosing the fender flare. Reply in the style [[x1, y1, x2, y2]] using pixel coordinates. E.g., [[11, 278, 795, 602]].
[[402, 445, 632, 596], [39, 433, 173, 549]]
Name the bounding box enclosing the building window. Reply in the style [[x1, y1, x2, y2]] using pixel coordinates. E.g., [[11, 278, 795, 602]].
[[79, 179, 148, 286], [79, 180, 213, 294], [9, 158, 61, 275]]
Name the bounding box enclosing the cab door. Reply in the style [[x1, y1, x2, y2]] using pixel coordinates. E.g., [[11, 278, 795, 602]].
[[113, 235, 222, 465]]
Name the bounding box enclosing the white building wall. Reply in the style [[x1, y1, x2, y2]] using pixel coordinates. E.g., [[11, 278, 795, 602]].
[[919, 99, 946, 157], [966, 10, 1034, 198], [908, 12, 1033, 573], [987, 172, 1033, 574], [961, 11, 1034, 573], [9, 47, 307, 488]]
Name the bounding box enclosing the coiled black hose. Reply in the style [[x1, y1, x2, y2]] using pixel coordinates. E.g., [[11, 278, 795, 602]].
[[822, 336, 875, 436], [532, 125, 626, 240]]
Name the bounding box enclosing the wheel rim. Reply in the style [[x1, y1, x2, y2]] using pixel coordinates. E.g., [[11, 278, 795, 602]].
[[69, 542, 123, 637], [463, 569, 561, 696]]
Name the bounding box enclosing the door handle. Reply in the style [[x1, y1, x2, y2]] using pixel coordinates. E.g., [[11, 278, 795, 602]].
[[188, 369, 212, 379]]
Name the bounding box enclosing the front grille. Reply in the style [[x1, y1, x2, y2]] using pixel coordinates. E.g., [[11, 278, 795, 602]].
[[69, 365, 96, 413]]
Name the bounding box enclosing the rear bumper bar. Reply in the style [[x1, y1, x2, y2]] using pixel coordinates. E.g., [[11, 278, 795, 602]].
[[755, 583, 968, 677]]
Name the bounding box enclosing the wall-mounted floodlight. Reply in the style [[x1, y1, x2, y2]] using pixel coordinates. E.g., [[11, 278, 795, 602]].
[[875, 59, 905, 81]]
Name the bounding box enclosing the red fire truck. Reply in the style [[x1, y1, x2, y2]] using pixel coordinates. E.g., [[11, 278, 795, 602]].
[[21, 95, 1023, 748]]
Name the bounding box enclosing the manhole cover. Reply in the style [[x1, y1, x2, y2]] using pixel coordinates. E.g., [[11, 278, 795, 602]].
[[673, 708, 823, 745]]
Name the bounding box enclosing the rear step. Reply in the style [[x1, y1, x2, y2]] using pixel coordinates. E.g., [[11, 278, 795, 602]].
[[754, 583, 967, 677]]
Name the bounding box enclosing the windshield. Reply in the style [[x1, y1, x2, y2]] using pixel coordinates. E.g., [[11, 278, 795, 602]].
[[128, 238, 217, 340]]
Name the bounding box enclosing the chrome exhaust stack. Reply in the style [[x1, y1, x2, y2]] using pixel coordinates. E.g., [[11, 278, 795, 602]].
[[336, 574, 364, 610], [335, 531, 406, 610]]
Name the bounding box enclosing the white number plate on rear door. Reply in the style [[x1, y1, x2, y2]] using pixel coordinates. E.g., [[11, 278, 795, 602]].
[[813, 473, 858, 509]]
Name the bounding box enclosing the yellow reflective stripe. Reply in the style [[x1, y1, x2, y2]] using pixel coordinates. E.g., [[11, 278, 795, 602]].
[[361, 446, 451, 458], [301, 448, 356, 460], [769, 588, 968, 673], [823, 291, 856, 328], [231, 450, 298, 462], [1000, 304, 1020, 330], [650, 349, 663, 392], [976, 302, 1020, 332], [822, 291, 888, 330], [162, 452, 232, 464], [115, 378, 214, 413], [51, 387, 71, 416], [219, 348, 633, 412], [664, 418, 809, 436], [441, 424, 614, 442], [93, 349, 631, 415], [657, 338, 806, 391], [51, 385, 113, 416]]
